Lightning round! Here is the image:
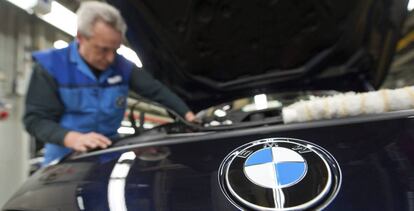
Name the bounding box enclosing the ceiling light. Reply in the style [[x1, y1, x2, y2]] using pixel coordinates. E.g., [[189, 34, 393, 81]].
[[117, 45, 143, 68], [409, 0, 414, 11], [39, 1, 77, 36], [53, 40, 68, 49]]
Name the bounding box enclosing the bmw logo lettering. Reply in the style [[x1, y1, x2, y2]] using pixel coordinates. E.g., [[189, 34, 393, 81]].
[[218, 138, 342, 211]]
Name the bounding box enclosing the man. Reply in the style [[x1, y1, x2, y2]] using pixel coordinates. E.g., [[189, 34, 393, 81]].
[[24, 1, 195, 165]]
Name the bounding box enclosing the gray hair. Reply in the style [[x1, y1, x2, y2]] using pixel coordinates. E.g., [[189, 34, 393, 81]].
[[76, 1, 127, 37]]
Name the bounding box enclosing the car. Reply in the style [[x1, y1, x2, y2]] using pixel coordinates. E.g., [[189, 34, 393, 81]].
[[3, 0, 413, 210]]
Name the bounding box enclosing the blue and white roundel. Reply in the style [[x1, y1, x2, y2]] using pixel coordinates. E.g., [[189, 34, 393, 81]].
[[244, 147, 307, 188], [219, 138, 342, 211]]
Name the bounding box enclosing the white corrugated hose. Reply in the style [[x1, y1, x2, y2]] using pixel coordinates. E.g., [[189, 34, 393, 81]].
[[282, 86, 414, 123]]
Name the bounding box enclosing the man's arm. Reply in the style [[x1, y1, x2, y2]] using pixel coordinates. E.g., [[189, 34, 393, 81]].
[[129, 66, 195, 121], [23, 63, 69, 145], [23, 63, 111, 151]]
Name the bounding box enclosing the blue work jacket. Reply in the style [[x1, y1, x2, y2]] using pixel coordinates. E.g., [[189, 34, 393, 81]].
[[32, 41, 133, 164]]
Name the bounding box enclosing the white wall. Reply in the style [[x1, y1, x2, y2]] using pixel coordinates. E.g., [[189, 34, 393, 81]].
[[0, 96, 29, 207]]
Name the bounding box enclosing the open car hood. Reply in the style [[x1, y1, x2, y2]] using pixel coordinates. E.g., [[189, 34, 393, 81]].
[[108, 0, 408, 111]]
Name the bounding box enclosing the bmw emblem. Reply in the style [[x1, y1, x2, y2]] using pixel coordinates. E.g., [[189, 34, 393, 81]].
[[218, 138, 342, 210]]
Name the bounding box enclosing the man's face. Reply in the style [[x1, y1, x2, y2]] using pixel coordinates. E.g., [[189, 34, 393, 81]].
[[77, 21, 122, 71]]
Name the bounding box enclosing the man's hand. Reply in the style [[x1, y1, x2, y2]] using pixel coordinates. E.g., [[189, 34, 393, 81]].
[[63, 131, 112, 152], [184, 111, 197, 122]]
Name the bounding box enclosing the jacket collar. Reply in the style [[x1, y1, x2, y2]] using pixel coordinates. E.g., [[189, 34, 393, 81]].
[[69, 41, 116, 83]]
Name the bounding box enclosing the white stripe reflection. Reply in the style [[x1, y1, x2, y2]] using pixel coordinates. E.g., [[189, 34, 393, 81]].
[[108, 151, 136, 211], [273, 188, 286, 209], [272, 146, 285, 209]]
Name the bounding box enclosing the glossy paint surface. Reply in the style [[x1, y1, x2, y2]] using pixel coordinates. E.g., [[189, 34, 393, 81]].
[[3, 111, 414, 211]]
